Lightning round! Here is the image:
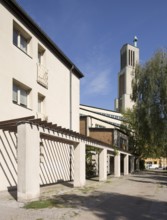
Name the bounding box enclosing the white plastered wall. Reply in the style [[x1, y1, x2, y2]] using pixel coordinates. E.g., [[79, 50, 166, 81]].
[[40, 138, 74, 185], [0, 3, 80, 132], [0, 130, 17, 191]]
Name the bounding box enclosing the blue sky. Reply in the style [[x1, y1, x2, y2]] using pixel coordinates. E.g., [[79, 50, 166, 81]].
[[16, 0, 167, 110]]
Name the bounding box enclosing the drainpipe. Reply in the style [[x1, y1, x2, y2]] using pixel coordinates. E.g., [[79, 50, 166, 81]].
[[69, 65, 74, 181], [70, 65, 74, 130]]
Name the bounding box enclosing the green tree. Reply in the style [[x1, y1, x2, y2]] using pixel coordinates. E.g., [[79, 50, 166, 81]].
[[122, 108, 145, 158], [123, 50, 167, 158]]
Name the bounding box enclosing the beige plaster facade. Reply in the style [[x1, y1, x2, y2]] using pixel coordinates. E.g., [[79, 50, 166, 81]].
[[0, 0, 83, 132], [0, 0, 84, 194], [145, 157, 167, 169]]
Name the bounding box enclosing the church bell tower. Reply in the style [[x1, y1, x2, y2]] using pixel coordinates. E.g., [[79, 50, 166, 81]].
[[115, 37, 139, 112]]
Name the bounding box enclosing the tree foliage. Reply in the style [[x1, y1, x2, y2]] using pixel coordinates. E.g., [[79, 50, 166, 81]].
[[123, 50, 167, 158]]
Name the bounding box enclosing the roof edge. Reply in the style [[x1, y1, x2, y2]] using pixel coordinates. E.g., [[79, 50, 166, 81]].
[[2, 0, 84, 78], [80, 104, 121, 114]]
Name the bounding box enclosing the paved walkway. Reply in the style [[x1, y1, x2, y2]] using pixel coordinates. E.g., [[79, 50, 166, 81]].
[[0, 171, 167, 220]]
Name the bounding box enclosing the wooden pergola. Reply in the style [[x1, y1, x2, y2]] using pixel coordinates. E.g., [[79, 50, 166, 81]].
[[0, 116, 133, 202], [0, 115, 117, 149]]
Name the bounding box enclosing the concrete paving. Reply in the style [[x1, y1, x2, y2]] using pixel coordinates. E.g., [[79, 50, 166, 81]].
[[0, 170, 167, 220]]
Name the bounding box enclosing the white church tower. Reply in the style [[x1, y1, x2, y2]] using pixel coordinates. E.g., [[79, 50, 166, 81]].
[[115, 37, 139, 112]]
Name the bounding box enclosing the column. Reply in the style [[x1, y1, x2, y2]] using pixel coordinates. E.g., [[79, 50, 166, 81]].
[[130, 156, 135, 173], [86, 117, 90, 136], [17, 123, 40, 202], [107, 155, 110, 174], [114, 152, 120, 177], [136, 157, 140, 171], [74, 142, 85, 187], [99, 148, 107, 181], [124, 154, 129, 175]]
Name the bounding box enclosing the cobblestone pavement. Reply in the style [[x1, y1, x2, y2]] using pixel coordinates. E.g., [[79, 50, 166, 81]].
[[0, 171, 167, 220]]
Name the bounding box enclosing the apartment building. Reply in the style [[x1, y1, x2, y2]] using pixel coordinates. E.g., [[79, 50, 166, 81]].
[[0, 0, 83, 132], [0, 0, 86, 199]]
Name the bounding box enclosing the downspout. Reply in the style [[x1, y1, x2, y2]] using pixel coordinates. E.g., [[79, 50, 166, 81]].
[[69, 65, 74, 181], [69, 65, 74, 130]]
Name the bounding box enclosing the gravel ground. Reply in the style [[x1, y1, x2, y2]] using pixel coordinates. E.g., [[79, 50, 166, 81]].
[[0, 171, 167, 220]]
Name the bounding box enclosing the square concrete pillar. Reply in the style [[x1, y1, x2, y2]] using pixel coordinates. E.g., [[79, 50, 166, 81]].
[[124, 154, 129, 175], [130, 156, 135, 173], [74, 142, 85, 187], [107, 155, 110, 174], [136, 157, 140, 171], [114, 152, 120, 177], [17, 123, 40, 202], [99, 148, 107, 181]]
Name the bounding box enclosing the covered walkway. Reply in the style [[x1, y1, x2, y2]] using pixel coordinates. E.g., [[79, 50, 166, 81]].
[[0, 116, 135, 202]]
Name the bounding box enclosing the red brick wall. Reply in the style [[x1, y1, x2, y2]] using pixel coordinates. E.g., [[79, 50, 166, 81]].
[[80, 118, 86, 135], [89, 129, 113, 145]]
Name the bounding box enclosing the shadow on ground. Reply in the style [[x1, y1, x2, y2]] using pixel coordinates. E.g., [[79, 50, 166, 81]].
[[51, 190, 167, 220], [128, 178, 167, 186], [6, 171, 167, 220], [129, 170, 167, 186], [44, 171, 167, 220]]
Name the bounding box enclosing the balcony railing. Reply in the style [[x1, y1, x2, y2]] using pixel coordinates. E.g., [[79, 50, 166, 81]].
[[37, 63, 48, 88]]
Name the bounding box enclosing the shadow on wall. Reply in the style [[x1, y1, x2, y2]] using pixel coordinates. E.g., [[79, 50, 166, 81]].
[[40, 138, 74, 185], [0, 130, 17, 192], [0, 130, 75, 196]]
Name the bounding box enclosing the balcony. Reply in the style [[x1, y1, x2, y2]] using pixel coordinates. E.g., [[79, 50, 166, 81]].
[[37, 63, 48, 88]]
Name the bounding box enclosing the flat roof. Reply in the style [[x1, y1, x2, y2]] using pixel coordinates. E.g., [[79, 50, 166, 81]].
[[80, 104, 122, 115], [2, 0, 84, 78]]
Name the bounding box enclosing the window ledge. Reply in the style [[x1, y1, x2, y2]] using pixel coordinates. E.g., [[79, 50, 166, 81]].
[[13, 101, 32, 111], [13, 44, 32, 59]]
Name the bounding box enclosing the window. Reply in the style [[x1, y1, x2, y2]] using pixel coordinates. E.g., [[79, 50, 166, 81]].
[[38, 94, 45, 113], [95, 124, 105, 128], [119, 73, 125, 97], [38, 51, 42, 64], [38, 44, 45, 65], [20, 34, 28, 52], [13, 80, 31, 108], [121, 50, 127, 69], [128, 50, 135, 67], [120, 137, 127, 150], [13, 29, 28, 53], [13, 21, 31, 55], [13, 29, 18, 46]]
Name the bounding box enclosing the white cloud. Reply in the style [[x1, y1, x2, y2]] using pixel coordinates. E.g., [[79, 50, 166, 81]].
[[82, 69, 112, 95]]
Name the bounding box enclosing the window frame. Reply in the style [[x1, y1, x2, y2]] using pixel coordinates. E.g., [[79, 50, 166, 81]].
[[38, 93, 45, 114], [13, 21, 31, 56], [38, 44, 45, 65], [13, 80, 31, 109], [20, 34, 28, 53]]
